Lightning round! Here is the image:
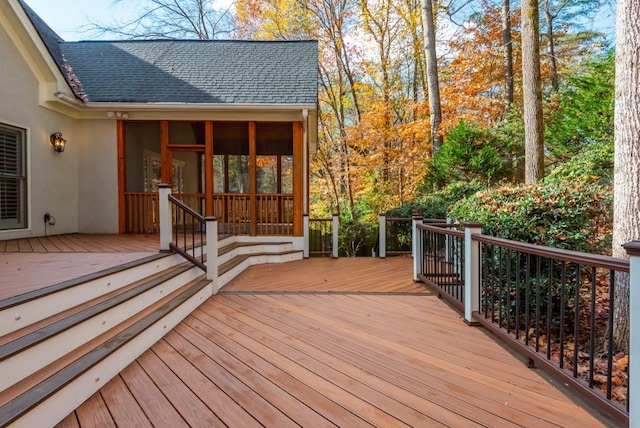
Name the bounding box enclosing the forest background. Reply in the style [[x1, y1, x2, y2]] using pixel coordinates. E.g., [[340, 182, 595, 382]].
[[60, 0, 620, 258]]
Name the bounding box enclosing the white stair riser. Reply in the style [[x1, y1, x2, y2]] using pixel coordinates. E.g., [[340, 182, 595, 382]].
[[0, 254, 184, 337], [8, 283, 212, 428], [216, 251, 303, 292], [0, 267, 202, 391], [218, 243, 293, 266]]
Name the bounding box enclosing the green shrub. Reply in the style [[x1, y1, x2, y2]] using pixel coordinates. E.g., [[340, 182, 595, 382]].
[[425, 121, 521, 188], [338, 218, 372, 257], [544, 140, 613, 185], [391, 180, 485, 219], [449, 181, 612, 254]]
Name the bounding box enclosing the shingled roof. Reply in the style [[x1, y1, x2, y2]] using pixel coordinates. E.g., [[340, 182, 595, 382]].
[[20, 1, 318, 105]]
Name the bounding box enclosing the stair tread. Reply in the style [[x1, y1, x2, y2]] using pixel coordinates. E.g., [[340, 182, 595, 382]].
[[0, 262, 195, 360], [218, 241, 292, 257], [218, 250, 302, 276], [0, 275, 210, 425], [0, 253, 171, 311]]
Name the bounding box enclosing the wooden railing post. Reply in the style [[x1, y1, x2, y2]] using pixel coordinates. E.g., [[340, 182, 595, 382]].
[[158, 184, 172, 252], [464, 223, 483, 325], [624, 240, 640, 426], [379, 214, 386, 259], [206, 216, 219, 291], [412, 212, 423, 281], [303, 214, 310, 258], [332, 213, 339, 259]]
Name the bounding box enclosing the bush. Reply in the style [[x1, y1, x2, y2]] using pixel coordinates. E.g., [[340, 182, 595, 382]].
[[390, 180, 485, 220], [544, 140, 613, 185], [338, 218, 372, 257], [426, 121, 520, 188], [449, 180, 612, 254]]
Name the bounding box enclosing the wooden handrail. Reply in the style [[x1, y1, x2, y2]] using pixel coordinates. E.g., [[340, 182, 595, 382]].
[[417, 223, 465, 238], [473, 233, 629, 272], [168, 194, 205, 223]]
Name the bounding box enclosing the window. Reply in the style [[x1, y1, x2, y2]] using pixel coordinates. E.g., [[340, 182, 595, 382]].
[[0, 124, 27, 230], [143, 151, 185, 193]]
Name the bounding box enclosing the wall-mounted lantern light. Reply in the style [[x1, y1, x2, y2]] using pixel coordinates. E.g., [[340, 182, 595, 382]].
[[49, 132, 66, 153]]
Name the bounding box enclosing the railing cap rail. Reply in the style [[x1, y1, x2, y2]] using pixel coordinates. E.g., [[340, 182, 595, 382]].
[[417, 222, 465, 238], [462, 222, 483, 228], [168, 194, 205, 223], [473, 233, 630, 272], [623, 240, 640, 257]]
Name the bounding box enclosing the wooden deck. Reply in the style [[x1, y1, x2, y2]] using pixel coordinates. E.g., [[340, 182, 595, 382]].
[[59, 258, 614, 427], [0, 234, 159, 301]]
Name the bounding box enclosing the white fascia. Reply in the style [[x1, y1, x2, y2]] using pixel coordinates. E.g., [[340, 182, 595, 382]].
[[55, 92, 316, 111]]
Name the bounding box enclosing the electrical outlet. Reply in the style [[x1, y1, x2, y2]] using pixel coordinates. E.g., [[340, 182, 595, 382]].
[[44, 213, 51, 224]]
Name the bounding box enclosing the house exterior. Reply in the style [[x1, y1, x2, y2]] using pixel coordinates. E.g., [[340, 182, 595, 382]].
[[0, 0, 318, 241]]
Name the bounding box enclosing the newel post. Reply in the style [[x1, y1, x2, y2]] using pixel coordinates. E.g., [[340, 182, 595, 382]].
[[205, 216, 219, 291], [158, 183, 172, 252], [378, 214, 386, 259], [464, 223, 483, 325], [412, 212, 423, 282], [332, 213, 339, 258], [303, 214, 310, 258], [624, 240, 640, 426]]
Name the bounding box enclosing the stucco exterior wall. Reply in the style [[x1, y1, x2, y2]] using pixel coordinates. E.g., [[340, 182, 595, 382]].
[[77, 119, 118, 233], [0, 22, 79, 239]]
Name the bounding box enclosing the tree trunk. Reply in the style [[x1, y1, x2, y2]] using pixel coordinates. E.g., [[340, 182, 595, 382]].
[[420, 0, 443, 155], [521, 0, 544, 183], [612, 0, 640, 353], [544, 0, 559, 92], [502, 0, 514, 106]]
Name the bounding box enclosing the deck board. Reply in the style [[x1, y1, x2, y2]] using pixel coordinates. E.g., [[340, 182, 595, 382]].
[[0, 234, 162, 301], [62, 258, 612, 428]]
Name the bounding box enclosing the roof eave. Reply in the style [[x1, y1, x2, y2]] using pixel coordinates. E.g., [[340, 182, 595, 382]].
[[56, 93, 316, 111]]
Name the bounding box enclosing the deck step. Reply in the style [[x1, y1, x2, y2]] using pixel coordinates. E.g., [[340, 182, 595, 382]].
[[0, 252, 186, 337], [0, 263, 201, 392], [0, 276, 210, 427], [217, 250, 303, 290]]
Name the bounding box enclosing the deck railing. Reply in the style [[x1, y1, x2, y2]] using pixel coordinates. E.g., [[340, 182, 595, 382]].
[[377, 215, 446, 258], [256, 194, 294, 236], [412, 217, 633, 425], [123, 192, 159, 234], [158, 185, 219, 288], [168, 194, 206, 271], [303, 214, 339, 258], [415, 222, 465, 310]]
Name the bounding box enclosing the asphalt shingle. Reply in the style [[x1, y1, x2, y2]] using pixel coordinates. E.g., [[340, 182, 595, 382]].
[[20, 1, 318, 105]]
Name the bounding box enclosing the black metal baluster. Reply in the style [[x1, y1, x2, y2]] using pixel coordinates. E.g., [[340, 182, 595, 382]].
[[559, 261, 566, 369], [589, 266, 597, 388], [535, 256, 541, 352], [547, 258, 554, 361], [574, 264, 581, 378], [607, 270, 615, 400]]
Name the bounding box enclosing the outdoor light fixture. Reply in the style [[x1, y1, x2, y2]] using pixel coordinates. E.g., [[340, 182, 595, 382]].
[[49, 132, 66, 153]]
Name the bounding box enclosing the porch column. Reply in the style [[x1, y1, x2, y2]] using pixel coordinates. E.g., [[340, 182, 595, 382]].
[[332, 213, 339, 258], [378, 214, 386, 259], [206, 216, 219, 292], [412, 212, 423, 281], [158, 184, 172, 252], [464, 223, 483, 325], [303, 214, 309, 258], [624, 240, 640, 426]]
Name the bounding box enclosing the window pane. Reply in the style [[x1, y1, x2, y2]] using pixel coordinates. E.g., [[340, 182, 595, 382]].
[[256, 122, 293, 155], [213, 122, 249, 154], [169, 121, 205, 145], [281, 155, 293, 194], [213, 155, 226, 192], [257, 156, 277, 194], [0, 124, 26, 229], [228, 155, 249, 193]]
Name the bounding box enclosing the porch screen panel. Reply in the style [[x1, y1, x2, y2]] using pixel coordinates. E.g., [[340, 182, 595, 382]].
[[256, 122, 294, 235], [0, 124, 26, 230]]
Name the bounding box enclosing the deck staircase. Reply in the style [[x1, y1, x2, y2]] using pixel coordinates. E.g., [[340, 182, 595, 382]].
[[0, 235, 302, 427]]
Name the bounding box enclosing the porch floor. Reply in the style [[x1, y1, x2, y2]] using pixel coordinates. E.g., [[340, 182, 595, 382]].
[[0, 234, 160, 301], [59, 258, 612, 427]]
